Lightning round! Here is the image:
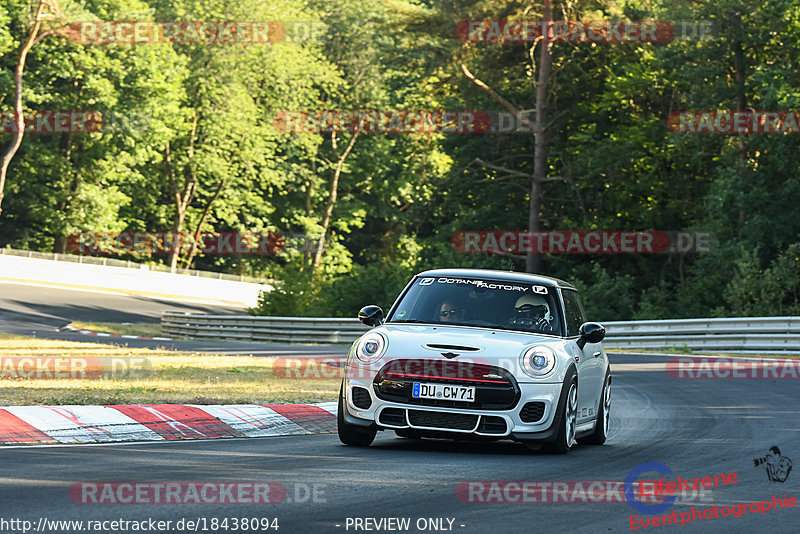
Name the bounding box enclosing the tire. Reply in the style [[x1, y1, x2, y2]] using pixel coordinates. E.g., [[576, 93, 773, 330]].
[[337, 384, 377, 447], [541, 369, 578, 455], [581, 372, 611, 445]]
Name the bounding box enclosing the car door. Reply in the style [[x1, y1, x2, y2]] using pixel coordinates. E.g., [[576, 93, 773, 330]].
[[561, 289, 603, 423]]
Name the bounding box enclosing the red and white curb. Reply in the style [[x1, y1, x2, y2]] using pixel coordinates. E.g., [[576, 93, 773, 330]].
[[0, 402, 337, 445], [59, 323, 173, 341]]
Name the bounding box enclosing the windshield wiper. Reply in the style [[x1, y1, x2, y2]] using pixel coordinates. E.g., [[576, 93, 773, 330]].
[[388, 319, 432, 324]]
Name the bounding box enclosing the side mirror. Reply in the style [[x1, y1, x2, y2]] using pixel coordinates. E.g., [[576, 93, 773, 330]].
[[358, 305, 384, 327], [577, 322, 605, 349]]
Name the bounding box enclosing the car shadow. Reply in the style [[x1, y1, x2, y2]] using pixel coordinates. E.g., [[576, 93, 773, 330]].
[[370, 434, 536, 456]]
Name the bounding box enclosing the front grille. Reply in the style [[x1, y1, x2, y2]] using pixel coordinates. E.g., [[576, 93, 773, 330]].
[[351, 387, 372, 409], [373, 359, 520, 410], [477, 416, 507, 435], [407, 410, 478, 430], [379, 408, 406, 426], [520, 402, 546, 423]]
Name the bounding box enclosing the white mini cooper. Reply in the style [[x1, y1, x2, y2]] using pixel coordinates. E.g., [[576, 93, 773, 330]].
[[337, 269, 611, 453]]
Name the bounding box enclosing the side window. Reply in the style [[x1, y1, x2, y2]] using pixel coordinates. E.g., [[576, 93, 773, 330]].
[[562, 289, 586, 337]]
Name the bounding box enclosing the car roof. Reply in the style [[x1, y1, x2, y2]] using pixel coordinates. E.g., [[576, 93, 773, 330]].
[[415, 268, 575, 290]]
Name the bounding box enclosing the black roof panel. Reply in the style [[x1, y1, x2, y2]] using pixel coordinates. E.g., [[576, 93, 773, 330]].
[[415, 268, 575, 290]]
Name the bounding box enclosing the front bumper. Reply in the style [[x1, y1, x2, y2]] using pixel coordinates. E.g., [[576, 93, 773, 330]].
[[343, 378, 564, 441]]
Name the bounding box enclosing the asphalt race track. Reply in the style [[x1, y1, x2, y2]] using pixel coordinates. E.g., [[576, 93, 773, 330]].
[[1, 282, 799, 533], [2, 352, 799, 533], [0, 282, 349, 357]]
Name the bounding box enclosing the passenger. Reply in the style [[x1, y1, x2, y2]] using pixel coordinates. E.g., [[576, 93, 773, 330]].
[[510, 295, 553, 333]]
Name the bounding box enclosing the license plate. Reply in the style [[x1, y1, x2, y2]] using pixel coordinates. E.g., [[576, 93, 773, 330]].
[[412, 382, 476, 402]]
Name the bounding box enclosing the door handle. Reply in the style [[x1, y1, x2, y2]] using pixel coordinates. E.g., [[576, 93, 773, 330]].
[[593, 351, 601, 358]]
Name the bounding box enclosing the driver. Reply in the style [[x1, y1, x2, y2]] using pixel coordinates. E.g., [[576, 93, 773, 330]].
[[438, 299, 466, 323], [510, 295, 553, 333]]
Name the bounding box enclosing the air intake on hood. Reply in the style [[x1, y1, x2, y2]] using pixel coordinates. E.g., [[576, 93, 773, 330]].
[[425, 344, 481, 352]]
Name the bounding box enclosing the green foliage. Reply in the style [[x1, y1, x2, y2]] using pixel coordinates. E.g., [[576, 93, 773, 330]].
[[725, 244, 800, 316], [252, 244, 415, 317], [321, 262, 414, 316], [570, 264, 637, 322], [252, 270, 322, 317], [1, 0, 800, 321]]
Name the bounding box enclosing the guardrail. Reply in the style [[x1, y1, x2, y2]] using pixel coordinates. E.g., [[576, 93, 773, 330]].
[[162, 313, 368, 344], [601, 317, 800, 353], [0, 247, 266, 283], [1, 248, 270, 307], [161, 314, 800, 352]]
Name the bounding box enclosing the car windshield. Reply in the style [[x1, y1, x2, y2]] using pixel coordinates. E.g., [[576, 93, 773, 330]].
[[387, 276, 563, 336]]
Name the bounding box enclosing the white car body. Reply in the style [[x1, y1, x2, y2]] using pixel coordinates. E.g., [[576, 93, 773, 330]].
[[338, 268, 611, 453]]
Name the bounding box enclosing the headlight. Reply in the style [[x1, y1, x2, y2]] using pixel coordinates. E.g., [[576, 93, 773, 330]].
[[355, 333, 386, 363], [521, 346, 556, 377]]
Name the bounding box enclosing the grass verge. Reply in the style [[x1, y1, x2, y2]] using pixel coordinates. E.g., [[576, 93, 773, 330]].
[[70, 321, 164, 338], [0, 334, 340, 405]]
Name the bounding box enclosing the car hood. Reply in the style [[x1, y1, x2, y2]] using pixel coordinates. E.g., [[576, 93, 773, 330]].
[[348, 323, 574, 383]]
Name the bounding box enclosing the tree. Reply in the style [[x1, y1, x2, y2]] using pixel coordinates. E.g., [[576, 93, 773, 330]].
[[0, 0, 64, 218]]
